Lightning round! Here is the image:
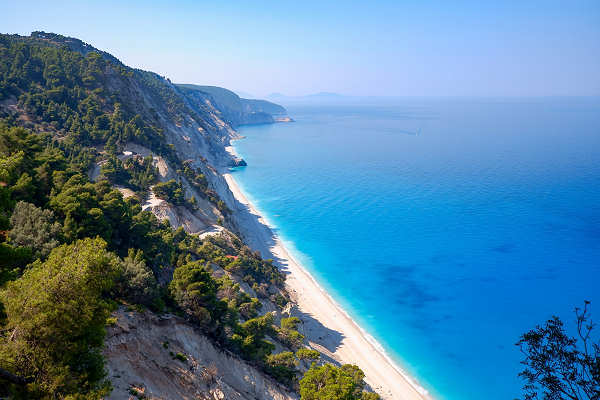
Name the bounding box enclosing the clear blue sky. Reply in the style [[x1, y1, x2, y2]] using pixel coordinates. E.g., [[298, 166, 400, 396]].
[[3, 0, 599, 97]]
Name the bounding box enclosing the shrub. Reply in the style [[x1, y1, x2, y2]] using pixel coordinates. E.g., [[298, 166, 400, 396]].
[[0, 238, 119, 397], [266, 351, 298, 384], [9, 201, 62, 259], [230, 313, 276, 361], [281, 316, 301, 331], [169, 261, 227, 332], [299, 363, 380, 400], [153, 179, 185, 205], [279, 316, 305, 349], [119, 248, 159, 306], [296, 348, 320, 361], [174, 352, 187, 362]]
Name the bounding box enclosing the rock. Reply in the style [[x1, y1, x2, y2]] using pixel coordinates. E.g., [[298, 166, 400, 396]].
[[104, 308, 298, 400], [230, 158, 247, 167]]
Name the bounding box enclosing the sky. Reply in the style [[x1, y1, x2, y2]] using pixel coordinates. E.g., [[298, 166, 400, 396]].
[[2, 0, 600, 97]]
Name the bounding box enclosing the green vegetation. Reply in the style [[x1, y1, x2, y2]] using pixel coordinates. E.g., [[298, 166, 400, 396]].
[[265, 351, 298, 384], [278, 316, 305, 349], [0, 32, 379, 400], [0, 238, 119, 398], [0, 33, 180, 161], [153, 179, 185, 205], [173, 353, 187, 363], [177, 160, 229, 211], [216, 275, 262, 319], [119, 248, 160, 308], [299, 364, 380, 400], [9, 201, 61, 259], [295, 348, 320, 361], [231, 312, 276, 361], [516, 302, 599, 400], [169, 261, 228, 331], [101, 154, 158, 197]]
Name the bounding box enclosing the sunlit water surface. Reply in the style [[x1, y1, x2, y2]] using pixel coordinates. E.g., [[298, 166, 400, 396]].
[[231, 97, 600, 400]]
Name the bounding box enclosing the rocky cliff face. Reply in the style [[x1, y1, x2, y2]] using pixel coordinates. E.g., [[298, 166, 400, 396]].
[[0, 32, 307, 400], [178, 84, 290, 127], [104, 308, 298, 400]]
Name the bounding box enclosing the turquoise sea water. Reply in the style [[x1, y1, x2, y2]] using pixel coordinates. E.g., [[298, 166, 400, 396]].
[[231, 98, 600, 400]]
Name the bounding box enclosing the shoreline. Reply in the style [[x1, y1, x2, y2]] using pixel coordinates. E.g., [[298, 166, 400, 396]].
[[222, 146, 431, 400]]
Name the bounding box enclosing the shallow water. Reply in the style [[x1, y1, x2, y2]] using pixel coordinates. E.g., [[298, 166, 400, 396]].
[[231, 97, 600, 400]]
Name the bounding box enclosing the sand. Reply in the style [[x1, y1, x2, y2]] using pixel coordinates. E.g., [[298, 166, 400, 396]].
[[223, 168, 432, 400]]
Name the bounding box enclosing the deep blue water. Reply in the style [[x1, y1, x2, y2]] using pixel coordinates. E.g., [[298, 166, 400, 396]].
[[231, 97, 600, 400]]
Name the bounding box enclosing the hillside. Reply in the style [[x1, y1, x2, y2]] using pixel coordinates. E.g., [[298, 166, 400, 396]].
[[0, 32, 376, 400], [178, 84, 291, 126]]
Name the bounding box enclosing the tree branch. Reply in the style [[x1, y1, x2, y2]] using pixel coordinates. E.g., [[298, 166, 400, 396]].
[[0, 366, 32, 386]]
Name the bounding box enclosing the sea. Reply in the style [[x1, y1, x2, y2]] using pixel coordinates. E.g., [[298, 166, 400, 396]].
[[230, 97, 600, 400]]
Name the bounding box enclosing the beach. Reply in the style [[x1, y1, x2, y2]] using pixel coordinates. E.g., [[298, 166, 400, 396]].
[[222, 148, 430, 400]]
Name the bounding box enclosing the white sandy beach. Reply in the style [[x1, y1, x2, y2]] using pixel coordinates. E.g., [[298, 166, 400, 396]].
[[222, 157, 431, 400]]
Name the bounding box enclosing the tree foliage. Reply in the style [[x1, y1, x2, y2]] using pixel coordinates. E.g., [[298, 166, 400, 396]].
[[517, 302, 600, 400], [0, 238, 120, 397], [299, 363, 380, 400], [278, 316, 305, 349], [266, 351, 298, 384], [153, 179, 185, 205], [169, 261, 227, 330], [0, 32, 297, 397], [9, 201, 62, 259], [119, 248, 159, 307]]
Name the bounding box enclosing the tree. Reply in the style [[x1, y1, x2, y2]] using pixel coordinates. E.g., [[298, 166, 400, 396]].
[[296, 348, 320, 362], [0, 238, 120, 397], [119, 248, 159, 307], [278, 316, 305, 349], [299, 363, 380, 400], [153, 179, 185, 205], [9, 201, 62, 259], [230, 312, 276, 361], [516, 302, 600, 400], [0, 243, 31, 285], [266, 351, 298, 384], [170, 261, 227, 331]]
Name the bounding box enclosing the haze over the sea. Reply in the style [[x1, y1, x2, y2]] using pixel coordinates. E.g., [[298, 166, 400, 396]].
[[4, 0, 600, 98], [4, 1, 600, 399], [232, 97, 600, 399]]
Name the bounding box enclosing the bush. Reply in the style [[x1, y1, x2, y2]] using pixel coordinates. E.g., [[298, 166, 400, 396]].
[[296, 348, 320, 361], [9, 201, 62, 259], [279, 316, 305, 349], [0, 243, 31, 284], [153, 179, 185, 205], [281, 316, 301, 331], [174, 352, 187, 362], [299, 363, 380, 400], [266, 351, 298, 384], [230, 313, 276, 361], [169, 261, 227, 331], [119, 248, 159, 307], [0, 238, 119, 397]]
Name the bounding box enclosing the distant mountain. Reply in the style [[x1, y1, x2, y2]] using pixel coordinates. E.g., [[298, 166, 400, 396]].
[[178, 84, 289, 126]]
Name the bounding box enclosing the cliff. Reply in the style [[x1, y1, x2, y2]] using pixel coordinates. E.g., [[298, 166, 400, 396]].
[[178, 84, 291, 127], [0, 31, 382, 400], [105, 308, 297, 400], [0, 31, 305, 400]]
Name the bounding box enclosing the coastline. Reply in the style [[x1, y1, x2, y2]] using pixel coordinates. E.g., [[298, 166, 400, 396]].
[[223, 147, 431, 400]]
